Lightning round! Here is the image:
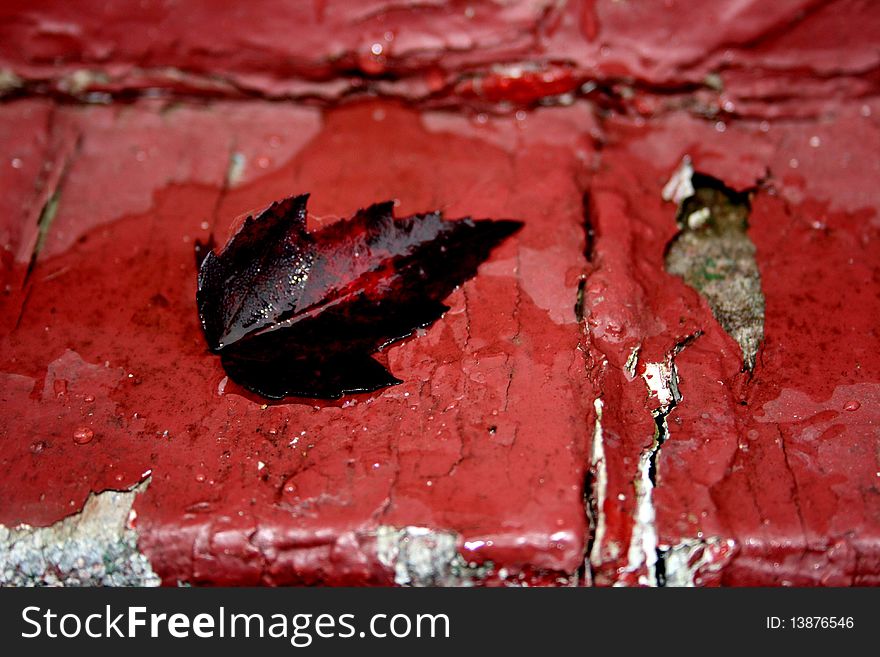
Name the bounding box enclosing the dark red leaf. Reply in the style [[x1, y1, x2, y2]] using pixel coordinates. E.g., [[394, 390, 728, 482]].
[[196, 194, 522, 399]]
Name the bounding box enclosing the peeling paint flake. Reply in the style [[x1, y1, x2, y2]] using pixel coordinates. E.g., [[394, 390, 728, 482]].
[[661, 538, 737, 587], [661, 156, 695, 205], [0, 482, 159, 586], [376, 526, 491, 587]]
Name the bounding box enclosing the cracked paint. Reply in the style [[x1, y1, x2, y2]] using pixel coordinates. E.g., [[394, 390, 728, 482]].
[[586, 398, 609, 581], [661, 537, 737, 587], [376, 525, 491, 586], [623, 352, 686, 587], [0, 481, 158, 586], [1, 100, 593, 585]]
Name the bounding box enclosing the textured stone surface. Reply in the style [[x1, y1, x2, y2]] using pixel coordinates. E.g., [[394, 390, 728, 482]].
[[0, 483, 159, 586]]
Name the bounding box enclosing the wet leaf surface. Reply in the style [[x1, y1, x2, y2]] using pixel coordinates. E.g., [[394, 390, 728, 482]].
[[196, 194, 522, 399]]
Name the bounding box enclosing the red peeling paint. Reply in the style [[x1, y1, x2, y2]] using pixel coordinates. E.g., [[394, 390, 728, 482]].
[[583, 109, 880, 586], [0, 101, 594, 585]]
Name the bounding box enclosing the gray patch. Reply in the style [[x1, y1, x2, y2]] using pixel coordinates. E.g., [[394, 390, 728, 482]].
[[375, 526, 492, 586], [0, 482, 160, 587], [664, 164, 765, 370]]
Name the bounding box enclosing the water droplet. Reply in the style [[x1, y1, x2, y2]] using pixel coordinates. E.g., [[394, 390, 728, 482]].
[[844, 400, 861, 411], [714, 121, 726, 132], [475, 113, 488, 124], [515, 110, 527, 121], [83, 394, 95, 403], [73, 427, 94, 444], [11, 157, 23, 169], [257, 156, 270, 169], [788, 158, 799, 169], [370, 42, 383, 56], [280, 477, 298, 501], [195, 472, 206, 483], [809, 135, 821, 148], [30, 440, 47, 454]]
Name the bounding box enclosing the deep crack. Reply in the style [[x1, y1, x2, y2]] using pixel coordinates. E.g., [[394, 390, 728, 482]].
[[626, 333, 701, 586]]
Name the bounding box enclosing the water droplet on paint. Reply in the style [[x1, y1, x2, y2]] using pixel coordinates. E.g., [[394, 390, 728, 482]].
[[844, 400, 861, 411], [195, 472, 206, 483], [73, 427, 94, 444], [280, 477, 297, 501], [30, 440, 47, 454], [84, 394, 95, 403]]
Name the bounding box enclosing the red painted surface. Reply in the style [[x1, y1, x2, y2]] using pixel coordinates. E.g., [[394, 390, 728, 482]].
[[584, 109, 880, 585], [1, 101, 595, 584], [1, 1, 878, 585], [2, 1, 877, 110]]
